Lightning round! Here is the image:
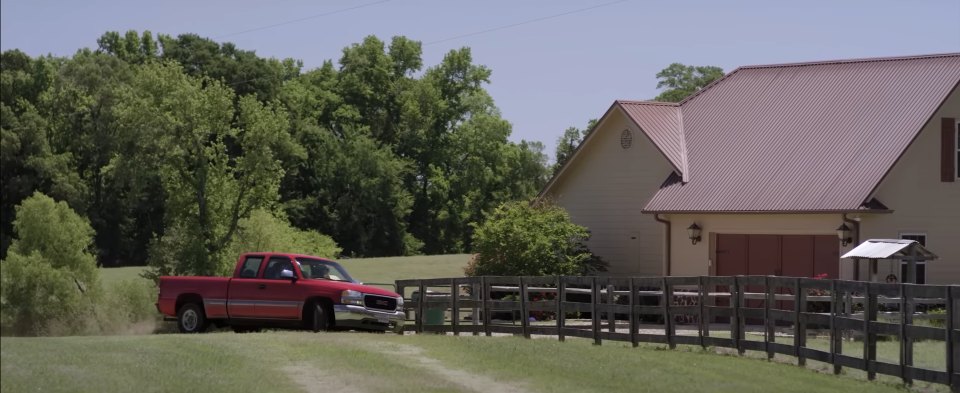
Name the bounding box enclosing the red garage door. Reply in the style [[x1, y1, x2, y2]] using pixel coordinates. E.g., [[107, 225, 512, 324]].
[[716, 234, 839, 279], [715, 234, 838, 323]]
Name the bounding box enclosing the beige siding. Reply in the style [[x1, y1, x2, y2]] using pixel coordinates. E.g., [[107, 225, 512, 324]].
[[546, 109, 674, 275], [666, 214, 853, 278], [861, 88, 960, 284]]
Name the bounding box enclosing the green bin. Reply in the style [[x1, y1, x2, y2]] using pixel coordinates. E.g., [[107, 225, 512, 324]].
[[412, 290, 445, 325]]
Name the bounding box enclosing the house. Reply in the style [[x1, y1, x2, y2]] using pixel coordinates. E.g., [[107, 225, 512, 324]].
[[539, 53, 960, 284]]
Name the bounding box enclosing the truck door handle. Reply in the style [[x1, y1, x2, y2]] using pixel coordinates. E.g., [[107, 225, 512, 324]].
[[258, 284, 266, 289]]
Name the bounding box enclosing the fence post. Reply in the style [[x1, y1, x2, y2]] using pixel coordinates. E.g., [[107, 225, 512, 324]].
[[795, 278, 806, 366], [451, 278, 460, 336], [592, 276, 601, 345], [698, 276, 706, 350], [765, 276, 774, 360], [733, 276, 743, 355], [903, 284, 914, 385], [663, 277, 675, 350], [947, 285, 958, 392], [417, 280, 425, 334], [396, 281, 406, 334], [630, 278, 638, 347], [607, 284, 616, 333], [472, 280, 479, 336], [557, 276, 566, 343], [520, 277, 530, 339], [482, 277, 491, 337], [831, 280, 842, 375], [865, 283, 876, 380], [704, 277, 713, 340]]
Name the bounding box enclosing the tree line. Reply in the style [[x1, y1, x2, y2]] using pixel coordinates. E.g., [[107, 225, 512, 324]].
[[1, 29, 722, 276], [1, 31, 552, 275]]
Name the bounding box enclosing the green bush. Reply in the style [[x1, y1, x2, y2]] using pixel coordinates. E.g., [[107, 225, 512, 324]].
[[226, 209, 341, 258], [1, 252, 86, 335], [92, 279, 159, 335], [466, 201, 605, 276], [0, 192, 99, 336], [147, 209, 342, 279]]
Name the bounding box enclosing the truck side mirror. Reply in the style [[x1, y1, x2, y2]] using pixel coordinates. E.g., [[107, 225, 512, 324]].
[[280, 269, 296, 281]]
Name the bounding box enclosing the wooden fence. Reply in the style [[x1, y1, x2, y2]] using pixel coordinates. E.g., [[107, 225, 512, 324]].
[[395, 276, 960, 391]]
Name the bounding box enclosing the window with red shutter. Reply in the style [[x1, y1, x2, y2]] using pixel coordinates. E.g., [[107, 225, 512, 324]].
[[943, 118, 956, 182]]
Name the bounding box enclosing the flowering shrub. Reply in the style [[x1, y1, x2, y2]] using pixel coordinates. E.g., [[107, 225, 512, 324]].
[[806, 273, 831, 314]]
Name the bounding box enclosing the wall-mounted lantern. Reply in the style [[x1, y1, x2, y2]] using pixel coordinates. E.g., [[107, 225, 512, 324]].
[[836, 223, 853, 247], [687, 223, 702, 245]]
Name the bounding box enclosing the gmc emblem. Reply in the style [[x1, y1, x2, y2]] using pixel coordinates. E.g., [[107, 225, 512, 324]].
[[376, 300, 389, 306]]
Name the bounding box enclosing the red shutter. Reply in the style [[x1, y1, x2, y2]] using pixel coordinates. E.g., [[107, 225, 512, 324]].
[[943, 118, 956, 182]]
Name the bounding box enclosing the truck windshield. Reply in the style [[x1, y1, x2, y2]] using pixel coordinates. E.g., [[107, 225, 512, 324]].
[[295, 258, 356, 283]]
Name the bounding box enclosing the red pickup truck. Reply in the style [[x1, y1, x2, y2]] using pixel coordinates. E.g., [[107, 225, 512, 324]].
[[157, 252, 405, 333]]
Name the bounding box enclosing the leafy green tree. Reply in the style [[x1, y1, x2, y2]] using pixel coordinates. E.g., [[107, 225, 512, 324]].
[[466, 201, 605, 276], [116, 62, 291, 276], [96, 30, 158, 64], [284, 124, 415, 257], [226, 209, 341, 258], [0, 192, 99, 335], [552, 119, 597, 175], [41, 50, 164, 267], [157, 33, 301, 102], [654, 63, 724, 102], [0, 102, 87, 258]]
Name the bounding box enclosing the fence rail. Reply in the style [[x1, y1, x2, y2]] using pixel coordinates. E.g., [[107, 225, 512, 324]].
[[395, 275, 960, 391]]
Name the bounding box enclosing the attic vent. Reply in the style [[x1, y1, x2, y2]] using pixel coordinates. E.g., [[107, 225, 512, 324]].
[[620, 129, 633, 149]]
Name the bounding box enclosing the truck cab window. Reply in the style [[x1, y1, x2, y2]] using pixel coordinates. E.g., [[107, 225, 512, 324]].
[[263, 257, 294, 280], [239, 256, 264, 278]]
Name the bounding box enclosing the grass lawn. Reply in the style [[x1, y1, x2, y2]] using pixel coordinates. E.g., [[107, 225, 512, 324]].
[[337, 254, 470, 285], [731, 332, 948, 392], [98, 265, 150, 283], [1, 331, 912, 393]]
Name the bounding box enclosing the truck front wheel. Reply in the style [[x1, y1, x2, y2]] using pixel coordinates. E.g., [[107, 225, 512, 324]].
[[309, 302, 331, 332], [177, 303, 208, 333]]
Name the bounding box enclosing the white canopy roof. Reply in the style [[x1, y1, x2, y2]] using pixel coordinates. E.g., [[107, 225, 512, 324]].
[[841, 239, 938, 260]]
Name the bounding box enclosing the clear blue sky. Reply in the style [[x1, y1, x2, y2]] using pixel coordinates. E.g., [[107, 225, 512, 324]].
[[3, 0, 959, 162]]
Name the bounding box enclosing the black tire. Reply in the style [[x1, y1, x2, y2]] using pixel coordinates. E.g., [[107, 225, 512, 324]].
[[309, 301, 331, 332], [177, 303, 208, 333]]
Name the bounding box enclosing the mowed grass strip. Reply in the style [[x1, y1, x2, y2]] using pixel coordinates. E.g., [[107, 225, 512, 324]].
[[2, 331, 908, 393]]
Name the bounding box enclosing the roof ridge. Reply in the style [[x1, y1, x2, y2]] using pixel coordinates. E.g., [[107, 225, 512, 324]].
[[738, 52, 960, 70], [616, 99, 679, 106]]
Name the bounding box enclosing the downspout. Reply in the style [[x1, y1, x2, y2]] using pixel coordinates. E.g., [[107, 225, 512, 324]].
[[842, 213, 860, 280], [655, 214, 671, 276]]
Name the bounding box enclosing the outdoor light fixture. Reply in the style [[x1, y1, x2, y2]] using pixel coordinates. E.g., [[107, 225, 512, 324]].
[[836, 223, 852, 246], [687, 223, 702, 245]]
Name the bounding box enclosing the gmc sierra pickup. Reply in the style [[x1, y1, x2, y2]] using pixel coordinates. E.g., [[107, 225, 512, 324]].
[[156, 252, 405, 333]]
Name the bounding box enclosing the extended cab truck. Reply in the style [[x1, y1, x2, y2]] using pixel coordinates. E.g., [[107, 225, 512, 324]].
[[157, 253, 405, 333]]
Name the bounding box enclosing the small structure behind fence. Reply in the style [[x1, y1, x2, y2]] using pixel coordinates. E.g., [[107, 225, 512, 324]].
[[395, 276, 960, 391]]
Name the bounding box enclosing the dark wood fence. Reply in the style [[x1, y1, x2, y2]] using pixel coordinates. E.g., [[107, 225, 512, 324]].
[[395, 276, 960, 391]]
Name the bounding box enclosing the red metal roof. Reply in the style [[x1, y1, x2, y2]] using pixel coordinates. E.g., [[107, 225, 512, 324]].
[[633, 53, 960, 213], [616, 101, 686, 178]]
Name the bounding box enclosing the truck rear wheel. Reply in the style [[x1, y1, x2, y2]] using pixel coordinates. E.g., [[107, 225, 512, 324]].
[[177, 303, 208, 333], [309, 302, 331, 332]]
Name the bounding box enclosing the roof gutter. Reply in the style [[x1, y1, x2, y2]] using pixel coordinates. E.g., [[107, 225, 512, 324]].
[[654, 214, 671, 276]]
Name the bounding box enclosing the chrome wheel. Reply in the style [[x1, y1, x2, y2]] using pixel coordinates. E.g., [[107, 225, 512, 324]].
[[181, 309, 198, 331], [177, 303, 207, 333]]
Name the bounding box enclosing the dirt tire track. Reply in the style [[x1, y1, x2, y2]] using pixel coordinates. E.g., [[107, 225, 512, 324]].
[[371, 342, 529, 393]]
